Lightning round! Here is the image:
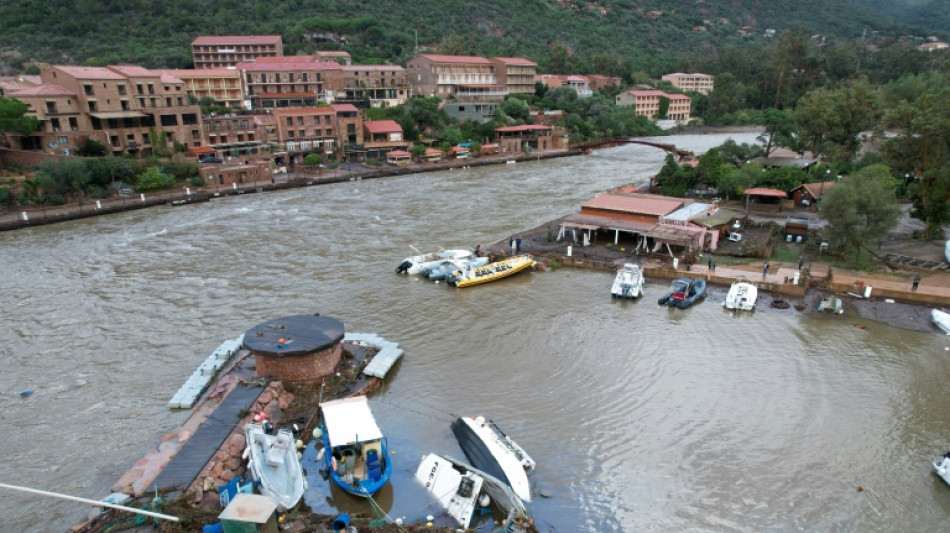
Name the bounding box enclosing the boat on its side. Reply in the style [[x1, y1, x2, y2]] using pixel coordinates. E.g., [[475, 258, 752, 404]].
[[934, 452, 950, 485], [658, 277, 706, 309], [320, 396, 392, 497], [447, 255, 535, 288], [243, 423, 305, 511], [451, 416, 535, 503], [818, 295, 844, 314], [396, 248, 473, 275], [723, 279, 757, 311], [611, 263, 644, 299], [932, 309, 950, 335], [426, 257, 489, 281]]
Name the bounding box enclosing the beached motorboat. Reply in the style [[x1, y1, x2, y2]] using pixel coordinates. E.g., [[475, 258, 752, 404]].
[[818, 295, 844, 314], [451, 416, 535, 503], [657, 277, 706, 309], [723, 278, 757, 311], [320, 396, 391, 497], [932, 309, 950, 335], [945, 239, 950, 263], [425, 257, 489, 281], [395, 248, 473, 275], [934, 452, 950, 485], [243, 423, 305, 511], [447, 255, 535, 288], [415, 453, 530, 530], [611, 263, 644, 299]]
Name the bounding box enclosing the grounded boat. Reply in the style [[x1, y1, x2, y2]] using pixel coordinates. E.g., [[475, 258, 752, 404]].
[[945, 239, 950, 263], [932, 309, 950, 335], [723, 278, 757, 311], [818, 295, 844, 314], [611, 263, 644, 299], [425, 257, 489, 281], [451, 416, 535, 503], [243, 423, 305, 511], [934, 452, 950, 485], [415, 453, 530, 529], [320, 396, 391, 497], [657, 277, 706, 309], [395, 248, 473, 275], [447, 255, 535, 288]]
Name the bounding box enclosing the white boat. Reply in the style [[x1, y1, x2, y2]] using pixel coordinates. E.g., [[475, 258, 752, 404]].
[[243, 423, 305, 511], [934, 452, 950, 485], [610, 263, 644, 299], [451, 416, 535, 503], [415, 453, 529, 529], [932, 309, 950, 335], [425, 257, 489, 280], [723, 278, 757, 311], [395, 248, 473, 275], [945, 239, 950, 263], [818, 295, 844, 314]]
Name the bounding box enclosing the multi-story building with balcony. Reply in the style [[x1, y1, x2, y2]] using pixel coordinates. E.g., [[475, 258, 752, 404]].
[[239, 58, 344, 109], [8, 65, 204, 157], [536, 74, 594, 98], [490, 57, 537, 95], [407, 54, 502, 101], [616, 89, 692, 122], [202, 113, 267, 157], [272, 107, 339, 165], [191, 35, 283, 69], [313, 51, 352, 65], [361, 119, 409, 160], [337, 65, 411, 108], [661, 72, 715, 95], [162, 68, 244, 109]]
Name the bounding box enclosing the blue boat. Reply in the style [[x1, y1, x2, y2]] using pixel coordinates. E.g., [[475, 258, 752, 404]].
[[320, 396, 391, 497]]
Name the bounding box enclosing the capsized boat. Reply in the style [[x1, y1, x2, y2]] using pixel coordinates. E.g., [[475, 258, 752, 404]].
[[657, 277, 706, 309], [934, 452, 950, 485], [425, 257, 489, 281], [451, 416, 535, 503], [447, 255, 535, 288], [243, 423, 305, 511], [395, 248, 473, 275], [415, 453, 530, 530], [723, 278, 757, 311], [320, 396, 391, 497], [611, 263, 644, 299], [932, 309, 950, 335], [818, 295, 844, 314]]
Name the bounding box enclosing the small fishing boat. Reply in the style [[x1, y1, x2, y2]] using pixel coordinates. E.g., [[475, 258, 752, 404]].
[[818, 295, 844, 314], [657, 277, 706, 309], [447, 255, 535, 288], [320, 396, 391, 497], [425, 257, 489, 281], [932, 309, 950, 335], [934, 452, 950, 485], [723, 278, 757, 311], [243, 423, 305, 511], [611, 263, 644, 299], [451, 416, 535, 503], [415, 453, 530, 529], [395, 248, 473, 275]]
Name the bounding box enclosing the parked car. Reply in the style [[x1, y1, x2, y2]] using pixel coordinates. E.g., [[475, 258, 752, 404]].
[[198, 156, 224, 164]]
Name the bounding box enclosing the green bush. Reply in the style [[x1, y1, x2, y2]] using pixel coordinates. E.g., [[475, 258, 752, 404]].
[[46, 193, 66, 205], [135, 166, 174, 192], [189, 176, 205, 187]]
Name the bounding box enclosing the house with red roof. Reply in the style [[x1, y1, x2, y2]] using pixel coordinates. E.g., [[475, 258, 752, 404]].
[[362, 120, 409, 161], [191, 35, 283, 69], [616, 89, 692, 122], [407, 54, 503, 101]]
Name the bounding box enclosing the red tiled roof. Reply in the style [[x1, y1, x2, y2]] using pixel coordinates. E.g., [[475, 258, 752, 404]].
[[425, 148, 443, 154], [159, 73, 184, 84], [582, 192, 686, 217], [329, 103, 360, 113], [191, 146, 215, 154], [108, 65, 156, 77], [417, 54, 492, 64], [364, 120, 402, 134], [495, 125, 553, 132], [451, 146, 469, 152], [257, 91, 317, 98], [252, 56, 319, 64], [10, 84, 74, 96], [797, 181, 836, 197], [387, 150, 411, 157], [272, 107, 333, 116], [239, 61, 340, 72], [53, 66, 126, 80], [744, 187, 788, 197], [481, 143, 501, 149], [164, 68, 240, 78], [192, 35, 282, 45], [627, 90, 667, 97], [341, 65, 404, 72], [492, 57, 537, 66], [667, 93, 691, 100]]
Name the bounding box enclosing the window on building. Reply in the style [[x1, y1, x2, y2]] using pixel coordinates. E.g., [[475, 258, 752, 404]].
[[287, 130, 294, 138], [46, 101, 57, 113], [143, 132, 150, 144], [88, 100, 98, 112], [297, 117, 304, 126], [118, 85, 127, 95], [121, 100, 129, 111], [58, 136, 67, 144], [177, 97, 183, 106], [69, 117, 78, 131], [240, 120, 248, 129], [289, 73, 294, 82], [160, 114, 178, 126], [50, 118, 61, 131], [182, 114, 198, 125], [136, 84, 144, 95], [192, 130, 200, 140], [147, 84, 155, 94], [286, 117, 293, 127], [299, 129, 305, 137], [166, 98, 172, 107], [83, 84, 94, 96]]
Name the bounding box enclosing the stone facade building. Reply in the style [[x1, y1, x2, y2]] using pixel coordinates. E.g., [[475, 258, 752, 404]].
[[191, 35, 283, 69]]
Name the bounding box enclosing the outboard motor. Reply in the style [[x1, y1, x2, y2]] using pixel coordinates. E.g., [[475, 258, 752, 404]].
[[262, 420, 274, 435], [395, 260, 412, 274]]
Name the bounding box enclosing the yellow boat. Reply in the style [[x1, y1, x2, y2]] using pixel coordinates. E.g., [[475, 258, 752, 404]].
[[449, 255, 535, 288]]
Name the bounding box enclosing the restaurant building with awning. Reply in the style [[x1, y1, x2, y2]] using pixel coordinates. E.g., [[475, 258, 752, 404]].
[[743, 187, 788, 212]]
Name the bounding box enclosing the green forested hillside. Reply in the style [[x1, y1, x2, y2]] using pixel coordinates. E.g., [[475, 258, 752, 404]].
[[0, 0, 942, 74]]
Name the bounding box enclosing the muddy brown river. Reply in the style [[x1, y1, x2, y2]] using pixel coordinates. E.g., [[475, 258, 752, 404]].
[[3, 133, 950, 532]]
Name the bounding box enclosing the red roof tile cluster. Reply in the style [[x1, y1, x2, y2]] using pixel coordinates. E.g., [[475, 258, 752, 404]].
[[53, 66, 126, 80], [363, 120, 402, 133], [743, 187, 788, 197], [492, 57, 537, 66], [418, 54, 492, 64], [162, 68, 240, 78], [582, 192, 686, 216], [272, 107, 333, 116], [192, 35, 282, 45], [495, 125, 553, 132], [387, 150, 411, 157], [10, 84, 74, 96], [329, 103, 360, 113]]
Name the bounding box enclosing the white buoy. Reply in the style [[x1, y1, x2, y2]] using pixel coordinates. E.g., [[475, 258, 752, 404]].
[[316, 447, 325, 461], [312, 427, 322, 439], [295, 439, 304, 450], [478, 493, 491, 507]]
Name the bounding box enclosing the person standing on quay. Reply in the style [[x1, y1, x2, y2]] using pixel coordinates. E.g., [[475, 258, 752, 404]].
[[763, 261, 769, 278], [912, 274, 921, 292], [798, 254, 805, 271]]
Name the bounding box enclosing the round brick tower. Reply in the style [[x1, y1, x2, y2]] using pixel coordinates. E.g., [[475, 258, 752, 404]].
[[243, 314, 345, 384]]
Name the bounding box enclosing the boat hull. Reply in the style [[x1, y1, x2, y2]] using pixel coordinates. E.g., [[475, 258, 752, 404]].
[[321, 428, 391, 497], [244, 424, 305, 511], [658, 278, 706, 309], [451, 417, 532, 502], [724, 282, 757, 311], [450, 255, 535, 288], [932, 310, 950, 335], [396, 249, 473, 275], [611, 263, 643, 299], [935, 455, 950, 485]]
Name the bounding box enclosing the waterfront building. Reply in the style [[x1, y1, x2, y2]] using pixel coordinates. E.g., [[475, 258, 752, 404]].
[[362, 119, 409, 161], [616, 89, 692, 122], [407, 54, 501, 101], [272, 107, 339, 165], [494, 124, 554, 153], [160, 68, 244, 109], [239, 58, 344, 109], [490, 57, 537, 95], [661, 72, 715, 94], [337, 65, 411, 108], [191, 35, 283, 69]]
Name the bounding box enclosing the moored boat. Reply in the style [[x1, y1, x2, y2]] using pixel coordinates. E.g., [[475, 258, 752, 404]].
[[818, 295, 844, 314], [934, 452, 950, 485], [451, 416, 535, 503], [425, 257, 489, 281], [243, 423, 305, 511], [658, 277, 706, 309], [932, 309, 950, 335], [447, 255, 535, 288], [723, 278, 757, 311], [611, 263, 644, 299], [396, 248, 473, 275], [320, 396, 392, 497]]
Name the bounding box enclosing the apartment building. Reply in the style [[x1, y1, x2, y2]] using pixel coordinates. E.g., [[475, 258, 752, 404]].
[[585, 74, 622, 91], [362, 119, 409, 160], [490, 57, 537, 95], [313, 51, 352, 65], [330, 103, 362, 151], [661, 72, 715, 94], [338, 65, 411, 108], [666, 93, 691, 121], [616, 89, 692, 122], [191, 35, 283, 69], [202, 113, 266, 157], [407, 55, 503, 101], [9, 65, 204, 157], [162, 68, 243, 108], [240, 58, 344, 108], [494, 124, 554, 153], [272, 107, 338, 164], [536, 74, 594, 98]]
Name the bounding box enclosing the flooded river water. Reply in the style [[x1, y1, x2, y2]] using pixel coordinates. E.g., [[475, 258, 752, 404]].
[[3, 133, 950, 532]]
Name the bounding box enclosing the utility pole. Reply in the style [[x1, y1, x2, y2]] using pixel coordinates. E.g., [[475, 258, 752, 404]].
[[414, 29, 418, 53]]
